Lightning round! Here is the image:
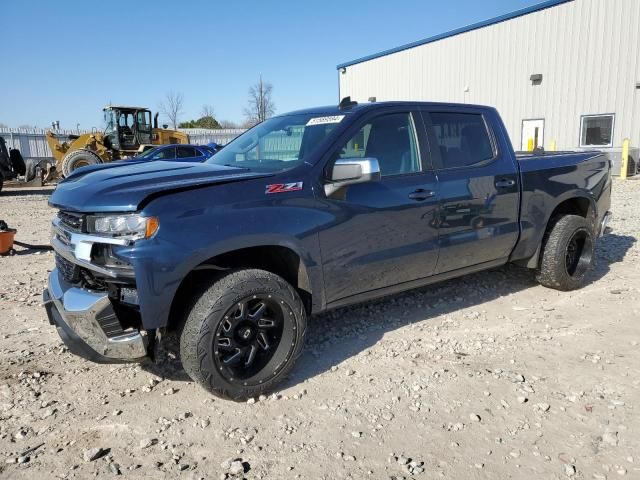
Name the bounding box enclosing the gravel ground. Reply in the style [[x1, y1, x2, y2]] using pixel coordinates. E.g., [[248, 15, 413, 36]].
[[0, 180, 639, 480]]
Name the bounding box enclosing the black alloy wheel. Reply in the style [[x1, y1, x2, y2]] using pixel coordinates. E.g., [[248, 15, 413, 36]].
[[536, 214, 595, 291], [180, 269, 307, 400], [213, 295, 292, 384], [564, 228, 592, 278]]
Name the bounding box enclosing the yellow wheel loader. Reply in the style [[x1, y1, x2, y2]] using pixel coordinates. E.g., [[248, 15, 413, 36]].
[[45, 106, 189, 178]]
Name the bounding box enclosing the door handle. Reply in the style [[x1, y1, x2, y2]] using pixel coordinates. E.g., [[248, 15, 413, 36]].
[[408, 189, 435, 201], [495, 179, 516, 189]]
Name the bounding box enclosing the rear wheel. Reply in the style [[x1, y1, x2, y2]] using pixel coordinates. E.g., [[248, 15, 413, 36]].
[[61, 149, 102, 177], [536, 214, 595, 291], [179, 269, 307, 400], [628, 155, 638, 176]]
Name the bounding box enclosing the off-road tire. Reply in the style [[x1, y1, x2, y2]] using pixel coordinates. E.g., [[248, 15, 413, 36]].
[[180, 269, 307, 401], [628, 155, 638, 177], [8, 148, 26, 176], [61, 149, 102, 177], [536, 214, 595, 291]]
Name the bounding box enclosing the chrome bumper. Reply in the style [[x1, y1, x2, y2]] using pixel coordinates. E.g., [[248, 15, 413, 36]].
[[43, 269, 147, 362]]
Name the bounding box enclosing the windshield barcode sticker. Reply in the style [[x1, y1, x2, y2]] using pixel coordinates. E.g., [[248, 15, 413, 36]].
[[306, 115, 345, 126]]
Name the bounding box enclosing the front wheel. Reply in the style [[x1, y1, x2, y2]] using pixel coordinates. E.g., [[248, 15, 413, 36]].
[[180, 269, 307, 401], [536, 214, 595, 291]]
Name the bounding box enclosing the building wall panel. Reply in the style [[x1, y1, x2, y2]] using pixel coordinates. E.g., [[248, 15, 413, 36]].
[[339, 0, 640, 154]]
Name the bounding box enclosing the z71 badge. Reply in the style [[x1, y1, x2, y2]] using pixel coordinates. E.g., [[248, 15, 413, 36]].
[[265, 182, 303, 194]]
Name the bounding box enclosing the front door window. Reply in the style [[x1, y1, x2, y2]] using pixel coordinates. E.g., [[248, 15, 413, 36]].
[[337, 112, 421, 177]]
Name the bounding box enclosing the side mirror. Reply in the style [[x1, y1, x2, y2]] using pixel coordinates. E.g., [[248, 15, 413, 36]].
[[325, 157, 381, 196]]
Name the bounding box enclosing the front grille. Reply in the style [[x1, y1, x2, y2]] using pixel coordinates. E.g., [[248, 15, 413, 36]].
[[57, 211, 84, 232], [55, 253, 80, 283], [96, 307, 126, 338]]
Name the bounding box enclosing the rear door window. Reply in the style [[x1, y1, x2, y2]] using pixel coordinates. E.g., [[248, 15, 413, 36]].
[[176, 146, 197, 158], [428, 113, 494, 169]]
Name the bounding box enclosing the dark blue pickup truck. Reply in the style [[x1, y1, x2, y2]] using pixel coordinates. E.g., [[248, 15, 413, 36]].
[[43, 101, 612, 400]]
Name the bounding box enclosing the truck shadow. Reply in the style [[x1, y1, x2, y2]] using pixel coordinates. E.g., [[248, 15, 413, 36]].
[[285, 232, 636, 391], [145, 233, 636, 393], [0, 188, 54, 196]]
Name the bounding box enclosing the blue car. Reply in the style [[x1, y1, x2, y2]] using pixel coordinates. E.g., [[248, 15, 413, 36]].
[[136, 144, 216, 163]]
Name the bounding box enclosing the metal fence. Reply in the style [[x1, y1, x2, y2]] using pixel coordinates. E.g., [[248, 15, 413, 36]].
[[178, 128, 246, 146], [0, 127, 246, 160], [0, 128, 81, 160]]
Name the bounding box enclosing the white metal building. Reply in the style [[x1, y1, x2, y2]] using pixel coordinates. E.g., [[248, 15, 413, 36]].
[[337, 0, 640, 170]]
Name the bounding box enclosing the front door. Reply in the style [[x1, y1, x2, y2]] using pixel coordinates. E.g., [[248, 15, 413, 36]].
[[318, 110, 440, 303], [521, 119, 545, 151], [424, 109, 520, 273]]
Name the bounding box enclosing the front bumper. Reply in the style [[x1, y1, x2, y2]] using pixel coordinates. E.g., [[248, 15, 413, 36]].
[[43, 269, 147, 363]]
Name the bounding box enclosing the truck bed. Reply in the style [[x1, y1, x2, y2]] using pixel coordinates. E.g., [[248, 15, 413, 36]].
[[510, 150, 612, 265]]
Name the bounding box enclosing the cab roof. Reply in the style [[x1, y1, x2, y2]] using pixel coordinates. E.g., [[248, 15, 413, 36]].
[[103, 105, 151, 111], [278, 100, 494, 117]]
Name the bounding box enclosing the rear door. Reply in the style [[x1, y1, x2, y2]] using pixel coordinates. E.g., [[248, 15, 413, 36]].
[[318, 108, 440, 303], [422, 108, 520, 273]]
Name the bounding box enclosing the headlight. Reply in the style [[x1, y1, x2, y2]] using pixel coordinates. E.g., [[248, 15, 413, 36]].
[[87, 214, 159, 240]]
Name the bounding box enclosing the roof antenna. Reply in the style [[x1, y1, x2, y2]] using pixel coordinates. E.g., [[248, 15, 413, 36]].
[[339, 96, 358, 109]]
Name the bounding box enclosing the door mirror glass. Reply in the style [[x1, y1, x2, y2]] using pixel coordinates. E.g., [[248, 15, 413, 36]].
[[325, 157, 381, 196]]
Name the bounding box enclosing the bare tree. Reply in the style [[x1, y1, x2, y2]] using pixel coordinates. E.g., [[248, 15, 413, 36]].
[[243, 76, 275, 126], [160, 90, 185, 129], [201, 104, 216, 119], [219, 119, 239, 129]]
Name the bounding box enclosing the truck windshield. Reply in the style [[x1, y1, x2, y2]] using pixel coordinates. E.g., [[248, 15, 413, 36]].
[[207, 113, 344, 172]]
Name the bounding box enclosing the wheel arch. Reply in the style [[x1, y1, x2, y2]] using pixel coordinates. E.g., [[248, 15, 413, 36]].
[[524, 192, 597, 269], [166, 242, 318, 332]]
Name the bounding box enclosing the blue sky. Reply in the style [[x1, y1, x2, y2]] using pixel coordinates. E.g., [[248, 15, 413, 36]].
[[1, 0, 543, 129]]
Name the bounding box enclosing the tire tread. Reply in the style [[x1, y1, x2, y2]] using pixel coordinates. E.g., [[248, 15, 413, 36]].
[[179, 269, 307, 401], [61, 149, 102, 177], [536, 214, 594, 291]]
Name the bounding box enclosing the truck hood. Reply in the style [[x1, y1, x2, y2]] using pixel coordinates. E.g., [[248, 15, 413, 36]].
[[49, 161, 270, 213]]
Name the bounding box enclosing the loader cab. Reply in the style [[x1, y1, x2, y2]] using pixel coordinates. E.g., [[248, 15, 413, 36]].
[[103, 106, 153, 152]]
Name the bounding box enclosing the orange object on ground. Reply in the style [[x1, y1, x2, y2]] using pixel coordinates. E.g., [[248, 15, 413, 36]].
[[0, 229, 16, 255]]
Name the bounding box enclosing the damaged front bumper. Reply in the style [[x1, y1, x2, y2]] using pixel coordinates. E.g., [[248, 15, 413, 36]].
[[43, 269, 148, 363]]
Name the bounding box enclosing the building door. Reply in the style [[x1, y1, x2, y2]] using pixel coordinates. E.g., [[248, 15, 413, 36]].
[[521, 119, 545, 151]]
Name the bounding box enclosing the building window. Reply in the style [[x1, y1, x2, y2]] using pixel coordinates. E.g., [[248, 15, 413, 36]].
[[580, 114, 614, 147]]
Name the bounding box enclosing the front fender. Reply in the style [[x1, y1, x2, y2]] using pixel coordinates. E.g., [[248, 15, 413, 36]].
[[116, 188, 328, 329]]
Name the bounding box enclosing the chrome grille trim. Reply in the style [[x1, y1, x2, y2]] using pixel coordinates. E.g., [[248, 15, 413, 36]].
[[57, 211, 84, 232], [50, 216, 135, 279]]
